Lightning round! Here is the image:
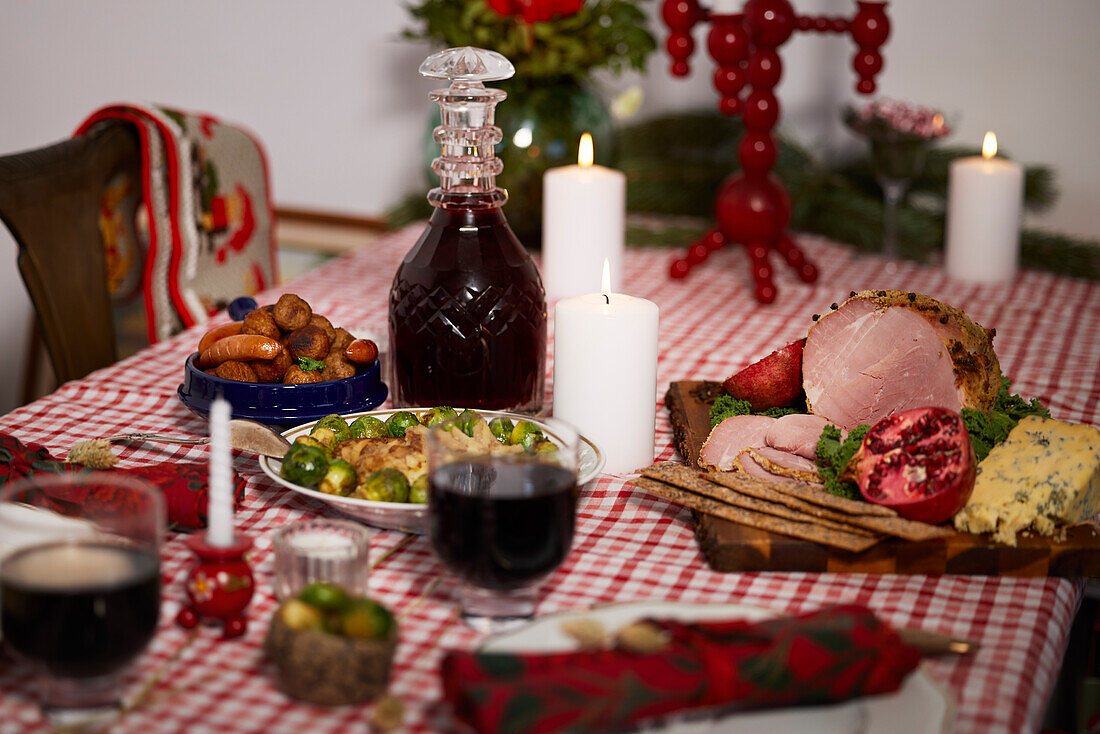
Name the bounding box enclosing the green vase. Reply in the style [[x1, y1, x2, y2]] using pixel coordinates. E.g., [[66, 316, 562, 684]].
[[423, 77, 613, 248]]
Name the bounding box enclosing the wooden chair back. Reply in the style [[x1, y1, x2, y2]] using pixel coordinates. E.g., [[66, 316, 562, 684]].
[[0, 122, 141, 384]]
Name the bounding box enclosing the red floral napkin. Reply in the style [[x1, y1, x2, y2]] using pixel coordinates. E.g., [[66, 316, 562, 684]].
[[0, 433, 245, 531], [442, 603, 920, 734]]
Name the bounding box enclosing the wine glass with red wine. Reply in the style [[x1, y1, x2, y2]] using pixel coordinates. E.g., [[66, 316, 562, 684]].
[[0, 473, 163, 726], [427, 417, 581, 632]]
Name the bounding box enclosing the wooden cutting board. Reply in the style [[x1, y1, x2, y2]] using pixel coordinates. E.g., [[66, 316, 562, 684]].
[[665, 381, 1100, 577]]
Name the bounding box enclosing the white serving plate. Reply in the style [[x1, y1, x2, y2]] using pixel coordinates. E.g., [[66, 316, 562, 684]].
[[481, 600, 955, 734], [259, 409, 605, 534]]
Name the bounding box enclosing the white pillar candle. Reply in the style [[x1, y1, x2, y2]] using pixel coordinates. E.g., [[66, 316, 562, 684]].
[[207, 396, 235, 547], [944, 132, 1025, 283], [542, 133, 626, 302], [553, 261, 659, 475]]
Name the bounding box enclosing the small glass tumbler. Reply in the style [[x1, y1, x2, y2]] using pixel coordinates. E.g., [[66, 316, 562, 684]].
[[272, 519, 373, 601], [427, 417, 581, 633]]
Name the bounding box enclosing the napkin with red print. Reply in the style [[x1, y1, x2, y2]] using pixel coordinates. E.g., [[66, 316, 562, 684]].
[[441, 603, 921, 734], [0, 433, 245, 531]]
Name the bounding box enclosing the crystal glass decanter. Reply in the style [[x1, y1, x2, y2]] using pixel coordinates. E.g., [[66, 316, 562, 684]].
[[389, 47, 547, 412]]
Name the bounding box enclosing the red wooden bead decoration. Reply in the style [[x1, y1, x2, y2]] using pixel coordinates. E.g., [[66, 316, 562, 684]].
[[719, 96, 743, 116], [851, 1, 890, 47], [742, 91, 780, 131], [798, 261, 819, 282], [754, 281, 778, 303], [738, 132, 777, 173], [666, 33, 695, 60], [713, 66, 747, 95], [687, 243, 710, 264], [705, 229, 728, 250], [707, 22, 750, 63], [744, 0, 796, 47], [661, 0, 887, 303], [748, 50, 782, 88]]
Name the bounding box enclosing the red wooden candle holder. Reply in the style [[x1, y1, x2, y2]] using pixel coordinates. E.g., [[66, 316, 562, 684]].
[[176, 532, 255, 639], [662, 0, 889, 303]]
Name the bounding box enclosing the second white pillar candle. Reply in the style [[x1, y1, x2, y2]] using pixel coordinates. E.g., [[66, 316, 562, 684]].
[[553, 289, 659, 475]]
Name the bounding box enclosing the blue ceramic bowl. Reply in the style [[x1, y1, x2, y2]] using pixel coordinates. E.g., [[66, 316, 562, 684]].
[[177, 353, 388, 429]]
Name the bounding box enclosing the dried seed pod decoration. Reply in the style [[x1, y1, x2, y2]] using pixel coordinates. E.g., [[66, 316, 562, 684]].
[[615, 621, 670, 654], [560, 617, 609, 649]]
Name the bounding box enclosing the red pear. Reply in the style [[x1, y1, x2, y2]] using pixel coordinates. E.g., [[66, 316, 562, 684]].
[[721, 338, 805, 411]]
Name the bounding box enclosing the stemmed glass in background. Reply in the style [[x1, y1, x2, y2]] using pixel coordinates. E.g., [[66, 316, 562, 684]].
[[0, 473, 163, 726], [844, 100, 952, 259], [427, 417, 581, 633]]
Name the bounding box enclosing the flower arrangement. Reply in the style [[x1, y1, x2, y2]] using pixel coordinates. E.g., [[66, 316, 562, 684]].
[[403, 0, 656, 81], [845, 99, 952, 141]]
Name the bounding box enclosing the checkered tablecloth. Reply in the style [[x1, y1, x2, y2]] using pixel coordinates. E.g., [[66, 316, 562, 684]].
[[1, 224, 1097, 733]]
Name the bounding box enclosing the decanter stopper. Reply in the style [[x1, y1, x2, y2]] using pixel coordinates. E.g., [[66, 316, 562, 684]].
[[420, 47, 514, 209]]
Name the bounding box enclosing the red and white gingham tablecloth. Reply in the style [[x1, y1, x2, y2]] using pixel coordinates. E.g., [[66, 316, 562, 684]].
[[1, 224, 1097, 733]]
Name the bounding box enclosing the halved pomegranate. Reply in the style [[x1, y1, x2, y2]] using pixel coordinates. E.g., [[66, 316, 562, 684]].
[[842, 407, 976, 525]]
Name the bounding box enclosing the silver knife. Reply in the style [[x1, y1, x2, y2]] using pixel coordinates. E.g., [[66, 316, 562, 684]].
[[102, 419, 291, 458]]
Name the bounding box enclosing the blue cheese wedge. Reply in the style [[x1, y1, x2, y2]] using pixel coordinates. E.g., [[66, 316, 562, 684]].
[[953, 415, 1100, 546]]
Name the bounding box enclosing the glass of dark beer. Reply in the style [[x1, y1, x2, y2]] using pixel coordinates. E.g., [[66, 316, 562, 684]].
[[427, 416, 581, 633], [0, 473, 163, 726]]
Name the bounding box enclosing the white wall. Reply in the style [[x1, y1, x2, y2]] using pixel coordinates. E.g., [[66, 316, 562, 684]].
[[2, 0, 1097, 412]]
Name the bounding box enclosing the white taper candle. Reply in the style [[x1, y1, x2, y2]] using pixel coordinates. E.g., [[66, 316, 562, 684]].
[[207, 396, 234, 547]]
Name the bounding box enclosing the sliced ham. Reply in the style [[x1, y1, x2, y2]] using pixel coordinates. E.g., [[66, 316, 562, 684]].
[[802, 290, 1001, 431], [738, 447, 822, 483], [698, 415, 775, 471], [764, 413, 834, 460]]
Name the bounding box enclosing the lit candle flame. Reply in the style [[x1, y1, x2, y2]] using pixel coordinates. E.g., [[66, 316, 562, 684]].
[[600, 258, 611, 304], [578, 133, 594, 167], [932, 113, 944, 131], [982, 131, 998, 160]]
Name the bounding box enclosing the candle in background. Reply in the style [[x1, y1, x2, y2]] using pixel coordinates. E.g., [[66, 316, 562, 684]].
[[553, 260, 659, 475], [542, 133, 626, 302], [944, 131, 1024, 283], [207, 396, 235, 547]]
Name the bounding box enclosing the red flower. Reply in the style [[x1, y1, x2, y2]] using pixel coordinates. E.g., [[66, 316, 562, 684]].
[[486, 0, 584, 24]]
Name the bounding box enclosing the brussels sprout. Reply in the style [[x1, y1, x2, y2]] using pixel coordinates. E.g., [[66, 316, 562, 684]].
[[309, 426, 338, 450], [293, 435, 332, 458], [386, 411, 421, 438], [340, 598, 395, 640], [532, 440, 560, 457], [510, 421, 545, 451], [280, 443, 328, 487], [488, 416, 514, 444], [311, 414, 350, 444], [297, 582, 351, 613], [421, 406, 459, 427], [454, 409, 482, 437], [279, 598, 325, 631], [409, 474, 428, 504], [349, 415, 389, 439], [318, 458, 357, 496], [356, 467, 410, 503]]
